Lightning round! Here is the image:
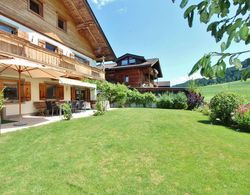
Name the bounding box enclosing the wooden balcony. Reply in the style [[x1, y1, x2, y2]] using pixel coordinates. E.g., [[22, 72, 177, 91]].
[[0, 32, 105, 80]]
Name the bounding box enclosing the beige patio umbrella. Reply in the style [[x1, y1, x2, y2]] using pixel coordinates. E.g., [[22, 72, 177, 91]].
[[0, 57, 65, 126]]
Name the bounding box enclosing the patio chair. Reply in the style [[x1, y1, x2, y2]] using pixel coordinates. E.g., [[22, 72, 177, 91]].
[[46, 101, 59, 116], [82, 101, 91, 110], [70, 101, 78, 113]]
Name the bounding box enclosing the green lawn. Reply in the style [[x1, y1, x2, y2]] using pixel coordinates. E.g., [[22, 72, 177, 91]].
[[0, 109, 250, 194], [200, 79, 250, 103]]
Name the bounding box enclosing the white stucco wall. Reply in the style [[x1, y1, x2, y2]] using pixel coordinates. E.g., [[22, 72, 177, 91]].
[[1, 73, 72, 117]]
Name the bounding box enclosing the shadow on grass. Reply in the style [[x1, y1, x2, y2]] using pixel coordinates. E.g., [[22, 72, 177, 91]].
[[198, 120, 250, 133]]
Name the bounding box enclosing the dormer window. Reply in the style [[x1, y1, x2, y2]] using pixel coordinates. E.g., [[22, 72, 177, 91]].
[[129, 58, 136, 64], [58, 16, 67, 31], [29, 0, 43, 17], [0, 23, 17, 35], [121, 59, 128, 66], [45, 42, 57, 52]]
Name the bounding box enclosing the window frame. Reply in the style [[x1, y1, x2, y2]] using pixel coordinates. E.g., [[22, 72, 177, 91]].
[[0, 22, 17, 35], [121, 59, 128, 66], [75, 54, 90, 65], [57, 15, 67, 32], [46, 84, 57, 99], [28, 0, 44, 18], [45, 42, 58, 53], [124, 75, 129, 83]]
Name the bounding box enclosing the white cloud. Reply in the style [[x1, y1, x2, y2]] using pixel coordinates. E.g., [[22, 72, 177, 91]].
[[91, 0, 117, 9], [171, 72, 203, 86]]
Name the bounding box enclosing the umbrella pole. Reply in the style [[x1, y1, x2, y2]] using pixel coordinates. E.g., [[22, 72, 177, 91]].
[[18, 69, 21, 122], [14, 68, 26, 126]]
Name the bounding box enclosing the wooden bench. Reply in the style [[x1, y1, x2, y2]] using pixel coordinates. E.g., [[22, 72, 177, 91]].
[[34, 101, 47, 116]]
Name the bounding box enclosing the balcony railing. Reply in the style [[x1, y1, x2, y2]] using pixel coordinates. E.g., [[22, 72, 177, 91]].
[[0, 32, 105, 80]]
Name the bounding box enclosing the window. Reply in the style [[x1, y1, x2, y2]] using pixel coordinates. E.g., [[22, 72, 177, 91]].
[[129, 58, 136, 64], [75, 88, 85, 101], [121, 59, 128, 66], [45, 42, 57, 52], [29, 0, 43, 17], [3, 81, 18, 100], [46, 84, 56, 99], [0, 23, 17, 35], [124, 76, 129, 83], [75, 55, 90, 65], [58, 16, 67, 31]]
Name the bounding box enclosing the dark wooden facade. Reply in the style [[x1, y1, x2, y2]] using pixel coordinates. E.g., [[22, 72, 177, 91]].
[[104, 54, 163, 88]]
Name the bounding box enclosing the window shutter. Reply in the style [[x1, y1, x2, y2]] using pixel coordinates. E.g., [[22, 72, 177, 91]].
[[24, 82, 31, 101], [20, 82, 25, 102], [39, 83, 46, 100], [56, 85, 64, 100], [38, 39, 46, 48], [17, 29, 29, 41], [85, 89, 90, 102], [71, 87, 76, 100]]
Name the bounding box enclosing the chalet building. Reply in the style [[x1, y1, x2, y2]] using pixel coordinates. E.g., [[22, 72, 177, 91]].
[[103, 53, 178, 94], [104, 53, 163, 88], [0, 0, 116, 117]]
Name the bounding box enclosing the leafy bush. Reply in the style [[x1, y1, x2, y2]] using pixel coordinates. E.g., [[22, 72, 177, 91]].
[[94, 94, 107, 116], [157, 93, 174, 109], [210, 92, 243, 125], [157, 92, 188, 110], [196, 104, 211, 116], [172, 92, 188, 109], [141, 92, 157, 107], [187, 92, 204, 110], [234, 105, 250, 132], [61, 103, 72, 120]]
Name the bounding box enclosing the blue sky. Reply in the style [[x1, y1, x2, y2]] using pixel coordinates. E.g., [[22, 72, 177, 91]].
[[89, 0, 249, 85]]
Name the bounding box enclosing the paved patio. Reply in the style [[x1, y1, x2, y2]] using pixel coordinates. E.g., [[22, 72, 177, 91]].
[[0, 110, 96, 134]]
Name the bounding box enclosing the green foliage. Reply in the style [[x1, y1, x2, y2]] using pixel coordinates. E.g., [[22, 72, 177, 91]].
[[234, 110, 250, 132], [210, 92, 243, 125], [157, 92, 188, 109], [85, 79, 157, 108], [173, 92, 188, 109], [188, 79, 200, 93], [173, 0, 250, 80], [0, 89, 5, 111], [196, 104, 211, 116], [61, 103, 72, 120], [1, 109, 250, 194], [94, 94, 106, 116], [142, 92, 157, 107]]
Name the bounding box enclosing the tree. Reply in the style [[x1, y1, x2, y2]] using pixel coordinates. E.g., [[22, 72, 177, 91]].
[[173, 0, 250, 80]]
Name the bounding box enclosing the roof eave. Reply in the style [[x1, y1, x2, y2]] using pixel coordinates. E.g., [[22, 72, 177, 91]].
[[85, 0, 116, 61]]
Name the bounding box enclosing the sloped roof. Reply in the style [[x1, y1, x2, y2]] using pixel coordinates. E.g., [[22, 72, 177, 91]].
[[103, 58, 163, 78], [62, 0, 116, 62], [115, 53, 146, 63]]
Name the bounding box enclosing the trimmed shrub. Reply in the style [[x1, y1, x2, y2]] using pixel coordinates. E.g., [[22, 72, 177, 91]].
[[157, 93, 174, 109], [157, 92, 188, 110], [142, 92, 157, 107], [210, 92, 243, 125], [172, 92, 188, 109], [61, 103, 72, 120], [234, 105, 250, 132], [187, 92, 204, 110]]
